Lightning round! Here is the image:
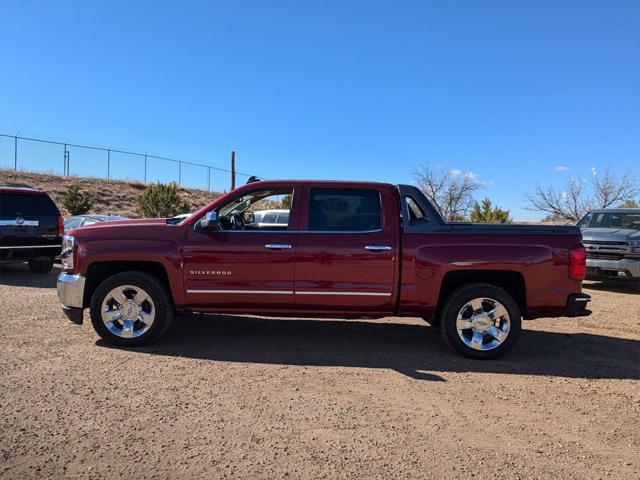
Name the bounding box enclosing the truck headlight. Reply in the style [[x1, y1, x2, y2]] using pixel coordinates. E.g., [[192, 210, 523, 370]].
[[628, 240, 640, 253], [61, 235, 75, 269]]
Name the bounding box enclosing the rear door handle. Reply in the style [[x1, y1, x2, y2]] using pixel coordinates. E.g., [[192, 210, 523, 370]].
[[364, 245, 392, 251], [265, 244, 292, 250]]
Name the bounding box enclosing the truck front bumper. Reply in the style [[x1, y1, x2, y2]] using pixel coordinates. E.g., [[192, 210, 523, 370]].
[[586, 257, 640, 280], [57, 273, 85, 324], [564, 293, 592, 317]]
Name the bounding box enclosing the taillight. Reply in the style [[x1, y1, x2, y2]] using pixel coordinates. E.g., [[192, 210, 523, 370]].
[[569, 245, 586, 281], [58, 216, 64, 236]]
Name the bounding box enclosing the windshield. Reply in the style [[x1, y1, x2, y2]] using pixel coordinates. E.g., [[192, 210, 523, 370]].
[[582, 211, 640, 230]]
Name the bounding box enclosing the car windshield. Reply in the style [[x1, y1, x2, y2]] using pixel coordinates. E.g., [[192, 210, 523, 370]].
[[583, 212, 640, 230]]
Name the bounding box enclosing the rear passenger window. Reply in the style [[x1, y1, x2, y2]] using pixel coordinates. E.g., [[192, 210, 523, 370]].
[[309, 188, 381, 232], [0, 193, 59, 217], [405, 196, 428, 223]]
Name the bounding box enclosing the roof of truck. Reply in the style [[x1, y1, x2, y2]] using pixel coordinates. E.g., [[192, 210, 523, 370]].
[[588, 208, 640, 213], [242, 179, 396, 188], [0, 184, 44, 195]]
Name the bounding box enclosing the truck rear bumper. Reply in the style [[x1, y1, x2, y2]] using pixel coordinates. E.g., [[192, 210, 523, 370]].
[[564, 293, 591, 317], [57, 273, 85, 325]]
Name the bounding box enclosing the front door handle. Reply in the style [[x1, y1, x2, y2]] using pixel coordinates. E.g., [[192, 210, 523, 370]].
[[265, 244, 292, 250], [364, 245, 392, 251]]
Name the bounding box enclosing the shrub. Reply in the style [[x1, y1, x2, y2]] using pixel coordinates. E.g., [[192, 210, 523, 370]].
[[62, 182, 94, 215], [469, 198, 511, 223], [137, 182, 190, 218]]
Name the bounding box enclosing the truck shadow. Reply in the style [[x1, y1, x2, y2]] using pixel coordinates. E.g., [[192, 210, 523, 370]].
[[100, 314, 640, 382], [0, 263, 60, 288], [583, 280, 639, 295]]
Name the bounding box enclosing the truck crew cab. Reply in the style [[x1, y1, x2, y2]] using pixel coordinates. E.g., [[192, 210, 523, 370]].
[[57, 180, 590, 359]]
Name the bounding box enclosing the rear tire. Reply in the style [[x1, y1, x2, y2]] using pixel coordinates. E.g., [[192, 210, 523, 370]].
[[90, 271, 173, 346], [439, 283, 521, 360], [28, 258, 54, 273]]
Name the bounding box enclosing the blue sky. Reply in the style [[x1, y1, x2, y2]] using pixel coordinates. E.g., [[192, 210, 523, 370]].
[[1, 0, 638, 219]]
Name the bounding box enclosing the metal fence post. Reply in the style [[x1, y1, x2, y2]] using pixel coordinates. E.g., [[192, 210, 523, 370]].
[[14, 135, 18, 171], [231, 150, 236, 190], [64, 144, 69, 175]]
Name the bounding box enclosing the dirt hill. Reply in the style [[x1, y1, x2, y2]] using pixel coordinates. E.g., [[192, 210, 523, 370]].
[[0, 169, 222, 218]]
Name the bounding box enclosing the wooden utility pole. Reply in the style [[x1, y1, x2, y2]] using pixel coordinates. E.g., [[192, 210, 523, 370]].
[[231, 150, 236, 190]]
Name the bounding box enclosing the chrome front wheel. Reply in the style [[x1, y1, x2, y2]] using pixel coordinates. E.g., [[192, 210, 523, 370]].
[[90, 271, 173, 346], [101, 284, 156, 338]]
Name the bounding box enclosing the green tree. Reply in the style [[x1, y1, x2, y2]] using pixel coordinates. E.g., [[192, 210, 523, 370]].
[[281, 194, 292, 209], [470, 198, 511, 223], [62, 182, 93, 215], [137, 182, 190, 218]]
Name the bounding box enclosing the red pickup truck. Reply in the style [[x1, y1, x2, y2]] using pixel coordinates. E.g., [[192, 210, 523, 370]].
[[57, 180, 590, 359]]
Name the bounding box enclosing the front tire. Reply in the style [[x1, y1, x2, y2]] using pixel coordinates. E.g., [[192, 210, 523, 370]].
[[28, 258, 54, 273], [439, 283, 521, 359], [90, 271, 173, 346]]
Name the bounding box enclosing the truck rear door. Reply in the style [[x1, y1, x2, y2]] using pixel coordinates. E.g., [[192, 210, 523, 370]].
[[294, 184, 399, 312]]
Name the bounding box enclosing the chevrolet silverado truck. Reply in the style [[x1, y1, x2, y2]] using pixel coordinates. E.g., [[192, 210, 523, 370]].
[[57, 180, 591, 359], [578, 208, 640, 291]]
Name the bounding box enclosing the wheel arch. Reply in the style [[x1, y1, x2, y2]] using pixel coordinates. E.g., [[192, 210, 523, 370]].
[[82, 261, 173, 308], [437, 270, 526, 315]]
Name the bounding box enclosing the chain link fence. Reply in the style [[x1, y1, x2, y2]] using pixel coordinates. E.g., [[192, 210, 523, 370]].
[[0, 133, 259, 192]]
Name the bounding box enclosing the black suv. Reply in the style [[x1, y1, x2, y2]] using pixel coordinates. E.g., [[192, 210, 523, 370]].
[[0, 185, 63, 273]]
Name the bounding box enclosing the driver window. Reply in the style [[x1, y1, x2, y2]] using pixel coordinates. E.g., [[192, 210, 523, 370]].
[[218, 188, 293, 231]]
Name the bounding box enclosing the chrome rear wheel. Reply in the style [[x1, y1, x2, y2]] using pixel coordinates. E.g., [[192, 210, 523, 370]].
[[440, 283, 521, 359], [456, 297, 511, 351]]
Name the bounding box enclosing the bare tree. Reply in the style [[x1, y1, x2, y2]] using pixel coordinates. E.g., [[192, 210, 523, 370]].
[[526, 167, 639, 222], [413, 164, 482, 221], [593, 167, 639, 208]]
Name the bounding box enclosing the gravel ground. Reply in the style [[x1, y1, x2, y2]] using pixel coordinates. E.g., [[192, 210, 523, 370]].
[[1, 263, 638, 479]]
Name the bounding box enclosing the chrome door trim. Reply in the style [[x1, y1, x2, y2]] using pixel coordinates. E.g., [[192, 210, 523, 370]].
[[264, 244, 292, 249], [295, 291, 392, 297], [364, 245, 392, 251], [197, 229, 383, 234], [301, 229, 383, 234], [187, 289, 294, 294], [0, 245, 60, 249], [186, 289, 391, 297]]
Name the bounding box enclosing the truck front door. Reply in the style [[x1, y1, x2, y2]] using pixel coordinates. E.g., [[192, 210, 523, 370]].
[[183, 186, 299, 310]]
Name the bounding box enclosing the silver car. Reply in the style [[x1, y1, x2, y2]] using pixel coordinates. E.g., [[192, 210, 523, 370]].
[[64, 214, 128, 232], [578, 208, 640, 291]]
